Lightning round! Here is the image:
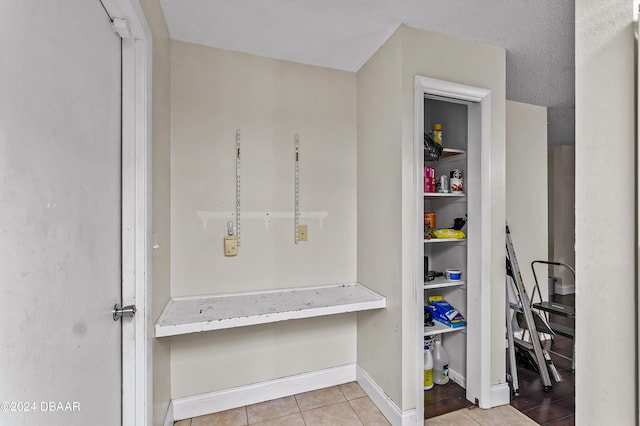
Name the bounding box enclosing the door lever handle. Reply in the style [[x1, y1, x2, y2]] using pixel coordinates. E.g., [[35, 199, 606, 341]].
[[113, 303, 137, 321]]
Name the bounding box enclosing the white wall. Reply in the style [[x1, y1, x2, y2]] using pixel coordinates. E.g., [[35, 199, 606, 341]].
[[506, 101, 548, 300], [169, 41, 358, 398], [575, 1, 636, 424], [139, 0, 173, 424]]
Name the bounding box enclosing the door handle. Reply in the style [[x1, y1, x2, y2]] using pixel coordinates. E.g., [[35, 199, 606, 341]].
[[113, 303, 137, 321]]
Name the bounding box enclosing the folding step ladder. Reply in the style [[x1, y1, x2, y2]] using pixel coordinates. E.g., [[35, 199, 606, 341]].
[[530, 260, 576, 369], [505, 225, 562, 396]]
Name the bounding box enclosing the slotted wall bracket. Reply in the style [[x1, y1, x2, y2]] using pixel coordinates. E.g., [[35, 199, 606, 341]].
[[235, 130, 241, 246], [294, 135, 300, 244]]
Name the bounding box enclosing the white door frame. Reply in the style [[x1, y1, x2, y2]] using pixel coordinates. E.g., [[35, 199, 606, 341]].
[[99, 1, 152, 424], [413, 75, 493, 421]]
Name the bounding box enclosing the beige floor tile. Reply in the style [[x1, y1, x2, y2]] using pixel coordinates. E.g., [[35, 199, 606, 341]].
[[301, 401, 363, 426], [466, 405, 539, 426], [349, 397, 390, 425], [252, 413, 305, 426], [339, 382, 367, 400], [247, 395, 299, 424], [424, 409, 479, 426], [174, 420, 191, 426], [191, 407, 248, 426], [295, 386, 346, 411]]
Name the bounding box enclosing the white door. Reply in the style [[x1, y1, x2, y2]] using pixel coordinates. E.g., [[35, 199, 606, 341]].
[[0, 1, 123, 424]]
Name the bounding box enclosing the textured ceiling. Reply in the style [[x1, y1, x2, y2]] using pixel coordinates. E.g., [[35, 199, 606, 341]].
[[159, 0, 575, 145]]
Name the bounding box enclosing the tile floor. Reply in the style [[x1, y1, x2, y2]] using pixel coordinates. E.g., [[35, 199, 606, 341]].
[[174, 382, 389, 426], [174, 382, 539, 425], [425, 405, 538, 425]]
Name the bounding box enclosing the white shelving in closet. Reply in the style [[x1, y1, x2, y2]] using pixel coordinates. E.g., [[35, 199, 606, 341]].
[[422, 126, 468, 350], [414, 74, 493, 419], [418, 85, 486, 411]]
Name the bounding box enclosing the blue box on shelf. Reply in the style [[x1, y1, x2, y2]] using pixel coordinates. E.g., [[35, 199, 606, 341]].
[[426, 295, 466, 328]]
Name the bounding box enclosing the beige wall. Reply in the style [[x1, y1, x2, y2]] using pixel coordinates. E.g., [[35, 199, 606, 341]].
[[157, 22, 552, 418], [403, 27, 506, 407], [356, 28, 404, 407], [139, 0, 172, 424], [357, 25, 506, 411], [506, 101, 548, 300], [170, 314, 356, 397], [575, 1, 636, 424], [401, 26, 506, 408], [169, 41, 358, 398]]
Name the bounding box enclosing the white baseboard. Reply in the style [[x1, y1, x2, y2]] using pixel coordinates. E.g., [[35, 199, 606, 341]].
[[448, 368, 465, 389], [356, 365, 415, 426], [171, 364, 356, 421], [490, 383, 511, 407], [163, 401, 174, 426]]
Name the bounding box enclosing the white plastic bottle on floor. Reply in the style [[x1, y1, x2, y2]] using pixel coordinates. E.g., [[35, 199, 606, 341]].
[[424, 345, 434, 390], [432, 340, 450, 385]]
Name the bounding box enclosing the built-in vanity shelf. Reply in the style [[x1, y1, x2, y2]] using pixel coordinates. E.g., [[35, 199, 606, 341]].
[[155, 283, 386, 337]]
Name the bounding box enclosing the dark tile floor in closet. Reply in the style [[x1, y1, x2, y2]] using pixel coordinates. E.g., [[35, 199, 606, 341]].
[[424, 379, 474, 420], [424, 294, 575, 425]]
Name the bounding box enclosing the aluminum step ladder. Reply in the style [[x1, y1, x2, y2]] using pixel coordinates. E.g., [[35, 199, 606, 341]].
[[505, 225, 562, 396], [530, 260, 576, 369]]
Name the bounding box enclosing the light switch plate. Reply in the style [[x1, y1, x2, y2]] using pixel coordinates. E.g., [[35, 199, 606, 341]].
[[224, 235, 238, 256]]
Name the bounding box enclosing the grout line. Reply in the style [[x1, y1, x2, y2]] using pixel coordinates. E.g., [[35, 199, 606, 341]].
[[519, 393, 575, 414], [292, 391, 307, 425], [346, 399, 365, 425], [249, 412, 305, 426], [293, 392, 302, 412], [466, 412, 482, 426], [299, 386, 348, 411], [518, 405, 567, 425], [337, 382, 352, 401], [542, 413, 574, 425], [247, 396, 304, 425], [338, 399, 364, 426]]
